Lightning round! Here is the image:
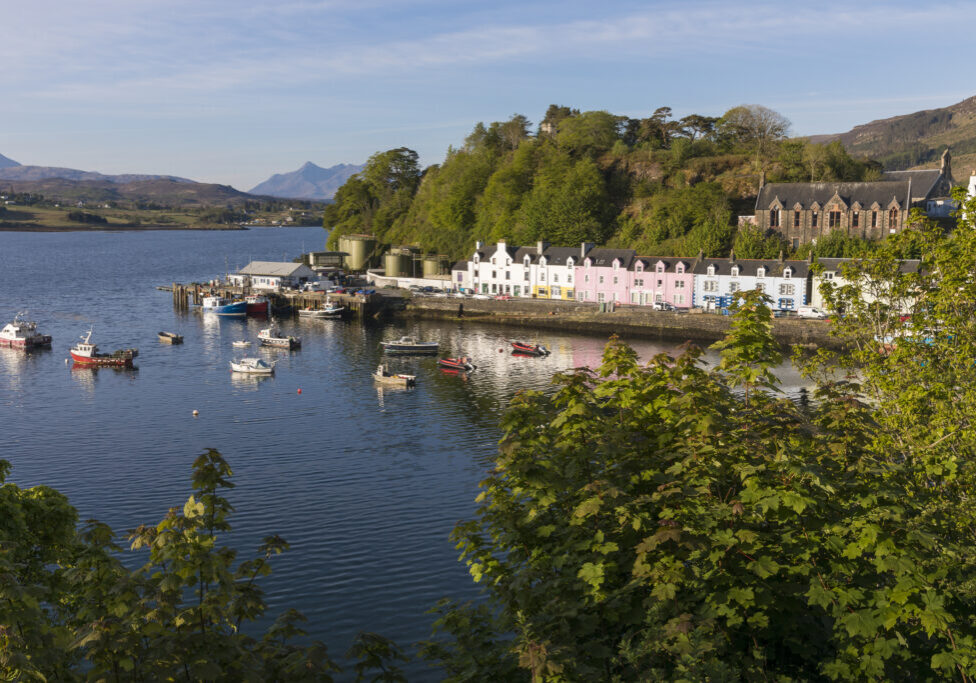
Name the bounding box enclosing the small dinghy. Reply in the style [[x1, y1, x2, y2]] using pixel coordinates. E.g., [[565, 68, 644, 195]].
[[438, 356, 476, 372], [158, 331, 183, 344], [373, 364, 415, 387], [380, 336, 439, 354], [232, 340, 251, 348], [510, 341, 550, 356], [230, 357, 275, 374]]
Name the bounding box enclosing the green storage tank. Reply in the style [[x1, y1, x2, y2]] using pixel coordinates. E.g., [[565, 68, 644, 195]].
[[338, 234, 378, 271], [422, 255, 450, 278]]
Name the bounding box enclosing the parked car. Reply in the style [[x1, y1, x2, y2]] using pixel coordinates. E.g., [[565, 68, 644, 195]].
[[652, 301, 675, 311], [797, 306, 827, 319], [471, 293, 490, 300]]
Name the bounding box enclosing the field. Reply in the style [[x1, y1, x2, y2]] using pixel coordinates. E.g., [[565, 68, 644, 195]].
[[0, 205, 312, 231]]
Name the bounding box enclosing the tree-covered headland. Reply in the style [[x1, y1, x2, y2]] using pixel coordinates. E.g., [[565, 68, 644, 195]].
[[324, 105, 883, 260]]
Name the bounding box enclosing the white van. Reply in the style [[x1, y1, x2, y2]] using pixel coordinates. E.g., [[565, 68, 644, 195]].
[[797, 306, 827, 319]]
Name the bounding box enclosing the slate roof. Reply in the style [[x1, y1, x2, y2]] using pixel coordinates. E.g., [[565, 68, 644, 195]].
[[883, 169, 943, 201], [692, 258, 810, 278], [631, 256, 694, 272], [513, 246, 541, 264], [816, 257, 922, 275], [541, 246, 585, 266], [755, 181, 911, 211], [584, 248, 636, 269], [237, 261, 313, 276], [451, 260, 468, 272]]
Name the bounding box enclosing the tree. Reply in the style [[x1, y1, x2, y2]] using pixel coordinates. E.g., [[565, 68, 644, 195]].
[[0, 450, 405, 681], [718, 105, 791, 186], [732, 225, 788, 259], [431, 285, 976, 680]]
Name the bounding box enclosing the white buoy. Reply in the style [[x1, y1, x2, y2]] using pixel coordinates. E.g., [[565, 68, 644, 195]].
[[192, 410, 199, 417]]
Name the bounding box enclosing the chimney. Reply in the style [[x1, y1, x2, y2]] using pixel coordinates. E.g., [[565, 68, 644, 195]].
[[537, 240, 549, 255], [580, 242, 595, 258], [475, 240, 484, 250]]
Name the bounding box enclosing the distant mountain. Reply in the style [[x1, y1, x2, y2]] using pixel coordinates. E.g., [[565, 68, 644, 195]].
[[810, 95, 976, 176], [0, 164, 193, 184], [249, 161, 364, 200], [0, 152, 20, 169]]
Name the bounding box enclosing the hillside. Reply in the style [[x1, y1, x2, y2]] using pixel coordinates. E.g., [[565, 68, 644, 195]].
[[0, 164, 193, 184], [0, 177, 264, 207], [810, 95, 976, 175], [0, 152, 20, 169], [249, 161, 363, 200]]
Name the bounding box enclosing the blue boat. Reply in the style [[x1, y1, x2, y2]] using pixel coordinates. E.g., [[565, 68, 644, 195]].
[[202, 296, 247, 317]]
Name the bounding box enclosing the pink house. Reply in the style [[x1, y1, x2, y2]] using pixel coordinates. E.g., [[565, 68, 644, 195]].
[[629, 257, 696, 308], [574, 248, 635, 304]]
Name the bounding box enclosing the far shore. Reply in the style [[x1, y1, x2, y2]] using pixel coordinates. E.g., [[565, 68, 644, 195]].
[[0, 223, 247, 232]]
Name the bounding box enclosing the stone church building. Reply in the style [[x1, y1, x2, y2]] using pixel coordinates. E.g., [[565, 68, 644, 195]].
[[754, 149, 955, 247]]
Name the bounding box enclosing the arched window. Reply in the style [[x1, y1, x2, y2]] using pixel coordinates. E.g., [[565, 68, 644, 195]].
[[889, 208, 899, 228]]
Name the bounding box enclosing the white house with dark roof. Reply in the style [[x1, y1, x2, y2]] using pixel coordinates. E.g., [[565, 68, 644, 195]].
[[533, 243, 593, 300], [811, 257, 921, 313], [692, 255, 810, 311], [227, 261, 317, 290]]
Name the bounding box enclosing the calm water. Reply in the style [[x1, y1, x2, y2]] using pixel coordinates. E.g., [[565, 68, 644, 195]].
[[0, 227, 806, 678]]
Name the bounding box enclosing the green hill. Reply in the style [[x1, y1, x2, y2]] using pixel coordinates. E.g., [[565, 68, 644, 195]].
[[810, 95, 976, 175]]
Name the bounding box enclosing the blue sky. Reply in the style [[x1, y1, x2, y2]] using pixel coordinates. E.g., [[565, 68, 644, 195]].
[[2, 0, 974, 190]]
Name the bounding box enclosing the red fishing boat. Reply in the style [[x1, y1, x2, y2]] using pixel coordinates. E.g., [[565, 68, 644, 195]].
[[510, 341, 550, 356], [70, 329, 138, 367], [245, 294, 270, 316], [438, 356, 476, 372]]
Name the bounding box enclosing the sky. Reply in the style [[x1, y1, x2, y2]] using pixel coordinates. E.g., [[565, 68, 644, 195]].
[[2, 0, 975, 191]]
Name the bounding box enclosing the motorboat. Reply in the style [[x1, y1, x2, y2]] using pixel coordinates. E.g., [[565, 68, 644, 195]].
[[70, 328, 138, 367], [230, 357, 275, 374], [373, 364, 415, 387], [380, 336, 439, 354], [0, 312, 52, 349], [510, 341, 550, 356], [232, 340, 251, 348], [258, 323, 301, 349], [201, 296, 247, 317], [438, 356, 476, 372], [158, 331, 183, 344], [298, 297, 345, 318]]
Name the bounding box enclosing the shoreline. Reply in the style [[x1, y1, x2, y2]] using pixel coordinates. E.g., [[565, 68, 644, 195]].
[[393, 296, 841, 349], [0, 223, 248, 232]]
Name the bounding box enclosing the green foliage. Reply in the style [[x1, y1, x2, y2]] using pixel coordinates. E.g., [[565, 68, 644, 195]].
[[0, 449, 402, 681], [732, 225, 788, 259], [431, 272, 976, 679], [67, 210, 108, 224]]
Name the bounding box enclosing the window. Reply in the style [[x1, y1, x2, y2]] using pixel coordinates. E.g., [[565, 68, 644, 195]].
[[675, 280, 685, 289], [792, 238, 799, 250], [540, 272, 546, 281], [514, 286, 521, 296], [757, 267, 765, 278], [598, 293, 605, 302], [655, 293, 663, 303], [457, 272, 463, 282], [889, 208, 899, 228], [674, 294, 684, 305], [755, 283, 765, 293], [770, 209, 780, 228], [852, 212, 859, 228], [598, 276, 604, 284], [585, 274, 589, 283], [506, 259, 511, 266], [822, 271, 835, 280], [676, 264, 684, 274], [631, 292, 639, 304], [811, 212, 818, 228], [703, 280, 718, 292], [491, 283, 497, 293], [871, 211, 878, 228], [829, 210, 841, 228], [707, 265, 716, 276], [491, 258, 496, 265], [779, 283, 795, 295], [566, 289, 574, 299], [731, 266, 740, 277], [553, 273, 559, 283], [492, 270, 496, 278], [567, 273, 572, 283], [794, 211, 801, 228], [505, 271, 510, 280], [552, 286, 561, 297], [577, 292, 585, 301], [504, 284, 510, 294], [729, 283, 740, 293], [524, 271, 529, 281], [657, 279, 663, 288], [783, 268, 791, 279], [634, 278, 643, 287], [613, 277, 618, 285], [657, 264, 664, 273]]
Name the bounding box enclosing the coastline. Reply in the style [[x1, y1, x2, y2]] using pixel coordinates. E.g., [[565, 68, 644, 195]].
[[395, 296, 841, 349], [0, 223, 248, 232]]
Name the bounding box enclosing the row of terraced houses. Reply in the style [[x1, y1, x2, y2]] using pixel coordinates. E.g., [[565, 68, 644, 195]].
[[451, 241, 815, 311]]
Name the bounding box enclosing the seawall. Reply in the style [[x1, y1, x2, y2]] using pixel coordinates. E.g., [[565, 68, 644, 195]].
[[396, 297, 839, 348]]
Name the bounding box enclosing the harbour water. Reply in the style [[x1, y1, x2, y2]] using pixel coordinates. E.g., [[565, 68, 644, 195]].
[[0, 227, 807, 677]]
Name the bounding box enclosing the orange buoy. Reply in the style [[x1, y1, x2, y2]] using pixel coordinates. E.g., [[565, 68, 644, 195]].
[[297, 388, 302, 394]]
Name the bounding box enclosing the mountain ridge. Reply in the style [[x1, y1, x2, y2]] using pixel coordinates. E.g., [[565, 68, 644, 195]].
[[248, 161, 364, 200], [0, 164, 194, 184], [0, 152, 21, 169]]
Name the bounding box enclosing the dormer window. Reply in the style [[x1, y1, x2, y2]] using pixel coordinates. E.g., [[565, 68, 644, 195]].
[[636, 263, 643, 272], [523, 256, 530, 266], [491, 258, 496, 265], [657, 264, 664, 273], [757, 267, 765, 278], [731, 266, 740, 277], [474, 255, 480, 264], [707, 265, 715, 276], [567, 257, 574, 267], [783, 268, 792, 279], [676, 264, 684, 274], [506, 259, 511, 266], [613, 260, 619, 270]]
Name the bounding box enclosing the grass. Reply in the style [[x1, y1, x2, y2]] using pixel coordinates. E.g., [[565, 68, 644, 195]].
[[0, 205, 240, 230]]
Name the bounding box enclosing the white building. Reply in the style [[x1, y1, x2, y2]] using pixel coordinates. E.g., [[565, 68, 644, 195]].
[[460, 241, 594, 299], [811, 257, 921, 313], [227, 261, 318, 290], [693, 256, 810, 311]]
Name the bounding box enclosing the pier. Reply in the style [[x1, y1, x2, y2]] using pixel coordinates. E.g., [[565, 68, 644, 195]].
[[170, 282, 388, 318]]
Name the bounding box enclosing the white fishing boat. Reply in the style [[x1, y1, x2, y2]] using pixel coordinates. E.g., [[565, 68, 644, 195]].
[[229, 357, 275, 374], [380, 336, 439, 354], [258, 322, 301, 349], [0, 312, 52, 349], [372, 364, 415, 387], [298, 297, 345, 318]]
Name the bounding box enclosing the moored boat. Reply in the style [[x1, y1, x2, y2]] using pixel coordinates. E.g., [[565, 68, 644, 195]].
[[380, 336, 439, 354], [510, 341, 550, 356], [158, 331, 183, 344], [70, 329, 138, 367], [202, 296, 247, 317], [373, 364, 415, 387], [0, 313, 52, 349], [258, 323, 301, 349], [438, 356, 476, 372], [232, 340, 251, 348], [230, 357, 275, 374], [245, 294, 270, 316], [298, 297, 345, 318]]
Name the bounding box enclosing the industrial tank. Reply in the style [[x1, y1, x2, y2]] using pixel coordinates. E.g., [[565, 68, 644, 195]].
[[338, 234, 377, 271], [384, 251, 411, 278], [422, 255, 450, 278]]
